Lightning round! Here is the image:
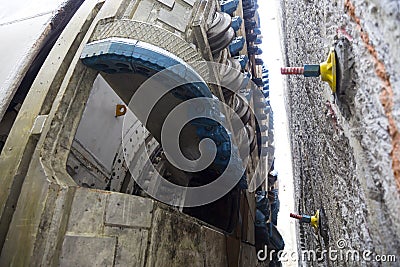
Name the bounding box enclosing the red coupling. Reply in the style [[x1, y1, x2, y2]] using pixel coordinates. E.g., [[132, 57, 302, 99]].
[[281, 67, 304, 75], [290, 213, 303, 220]]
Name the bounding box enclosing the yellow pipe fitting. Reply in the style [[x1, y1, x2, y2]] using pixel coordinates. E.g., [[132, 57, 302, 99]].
[[320, 48, 337, 93], [310, 209, 320, 230], [281, 48, 337, 93]]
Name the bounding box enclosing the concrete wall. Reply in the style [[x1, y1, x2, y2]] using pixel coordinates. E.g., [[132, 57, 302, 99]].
[[280, 0, 400, 264], [58, 188, 255, 267]]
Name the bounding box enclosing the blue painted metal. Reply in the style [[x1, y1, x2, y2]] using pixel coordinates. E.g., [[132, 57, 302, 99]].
[[266, 223, 285, 251], [304, 64, 320, 77], [242, 2, 254, 10], [242, 0, 255, 9], [258, 112, 268, 121], [269, 189, 280, 226], [260, 135, 268, 144], [255, 58, 263, 65], [254, 101, 267, 109], [245, 71, 252, 79], [81, 39, 209, 94], [242, 90, 252, 102], [234, 55, 248, 70], [192, 120, 245, 178], [246, 32, 257, 42], [220, 0, 239, 15], [255, 195, 269, 220], [261, 64, 270, 98], [254, 191, 269, 248], [228, 36, 245, 55], [254, 38, 262, 45], [231, 16, 242, 31], [259, 124, 268, 132], [254, 97, 265, 105], [256, 191, 270, 218], [255, 209, 267, 227], [241, 72, 251, 90], [264, 106, 271, 115], [262, 65, 268, 73], [268, 170, 278, 184], [252, 77, 264, 87], [253, 28, 261, 35], [244, 20, 256, 30], [238, 174, 248, 190], [248, 46, 262, 55], [243, 9, 256, 20], [260, 147, 269, 157]]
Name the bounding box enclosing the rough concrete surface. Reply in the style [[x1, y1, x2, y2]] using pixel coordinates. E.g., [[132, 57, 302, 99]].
[[280, 0, 400, 265], [60, 235, 116, 267]]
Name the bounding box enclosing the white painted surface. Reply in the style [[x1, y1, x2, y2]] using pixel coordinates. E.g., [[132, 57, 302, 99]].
[[74, 75, 126, 172], [259, 0, 299, 266], [0, 0, 66, 120], [0, 0, 66, 24]]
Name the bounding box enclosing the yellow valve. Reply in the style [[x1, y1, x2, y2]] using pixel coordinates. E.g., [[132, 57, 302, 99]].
[[291, 209, 322, 235], [310, 209, 320, 230], [320, 48, 337, 93], [281, 48, 337, 93]]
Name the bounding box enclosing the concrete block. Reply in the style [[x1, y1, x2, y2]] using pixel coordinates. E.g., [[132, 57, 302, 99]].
[[67, 188, 107, 234], [202, 227, 228, 266], [31, 115, 48, 135], [158, 3, 191, 33], [105, 193, 153, 229], [146, 208, 204, 267], [239, 242, 257, 267], [157, 0, 175, 8], [104, 228, 149, 267], [182, 0, 195, 6], [132, 0, 154, 22], [60, 235, 116, 267]]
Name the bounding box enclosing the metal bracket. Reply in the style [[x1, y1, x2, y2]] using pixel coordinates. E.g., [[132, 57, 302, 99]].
[[31, 115, 48, 135], [116, 104, 127, 117]]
